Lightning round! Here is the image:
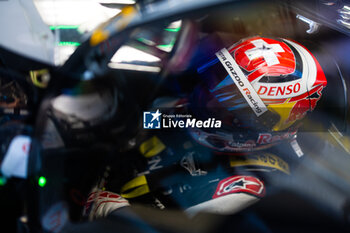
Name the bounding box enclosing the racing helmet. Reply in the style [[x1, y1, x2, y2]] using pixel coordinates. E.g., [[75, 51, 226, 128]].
[[189, 36, 327, 152]]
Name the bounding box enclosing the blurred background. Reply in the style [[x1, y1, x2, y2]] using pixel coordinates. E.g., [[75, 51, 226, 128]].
[[0, 1, 350, 233]]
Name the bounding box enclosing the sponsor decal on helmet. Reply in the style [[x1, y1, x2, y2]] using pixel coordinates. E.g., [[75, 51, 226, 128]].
[[216, 48, 267, 117], [288, 85, 324, 122], [213, 175, 265, 199], [257, 130, 297, 145], [257, 82, 301, 97]]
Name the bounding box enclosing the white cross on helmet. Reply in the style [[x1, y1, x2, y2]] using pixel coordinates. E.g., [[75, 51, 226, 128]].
[[244, 39, 285, 66]]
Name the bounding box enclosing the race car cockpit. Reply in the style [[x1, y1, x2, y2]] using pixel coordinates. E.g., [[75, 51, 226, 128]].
[[1, 1, 350, 233]]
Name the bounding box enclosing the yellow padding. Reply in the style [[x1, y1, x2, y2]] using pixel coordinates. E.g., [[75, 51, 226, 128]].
[[139, 136, 166, 158], [230, 153, 290, 174], [121, 175, 150, 199]]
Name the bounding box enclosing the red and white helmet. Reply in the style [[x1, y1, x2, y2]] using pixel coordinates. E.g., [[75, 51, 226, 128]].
[[190, 36, 327, 152]]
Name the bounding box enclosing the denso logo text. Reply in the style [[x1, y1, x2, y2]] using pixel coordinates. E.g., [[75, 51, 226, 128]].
[[257, 82, 300, 96]]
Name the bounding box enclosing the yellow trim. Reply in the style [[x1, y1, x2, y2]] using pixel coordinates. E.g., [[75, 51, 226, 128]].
[[90, 29, 110, 46], [139, 136, 166, 158], [89, 6, 136, 46], [114, 6, 137, 30], [121, 5, 135, 16], [29, 69, 50, 88], [268, 101, 296, 131], [120, 175, 150, 199], [230, 153, 290, 174]]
